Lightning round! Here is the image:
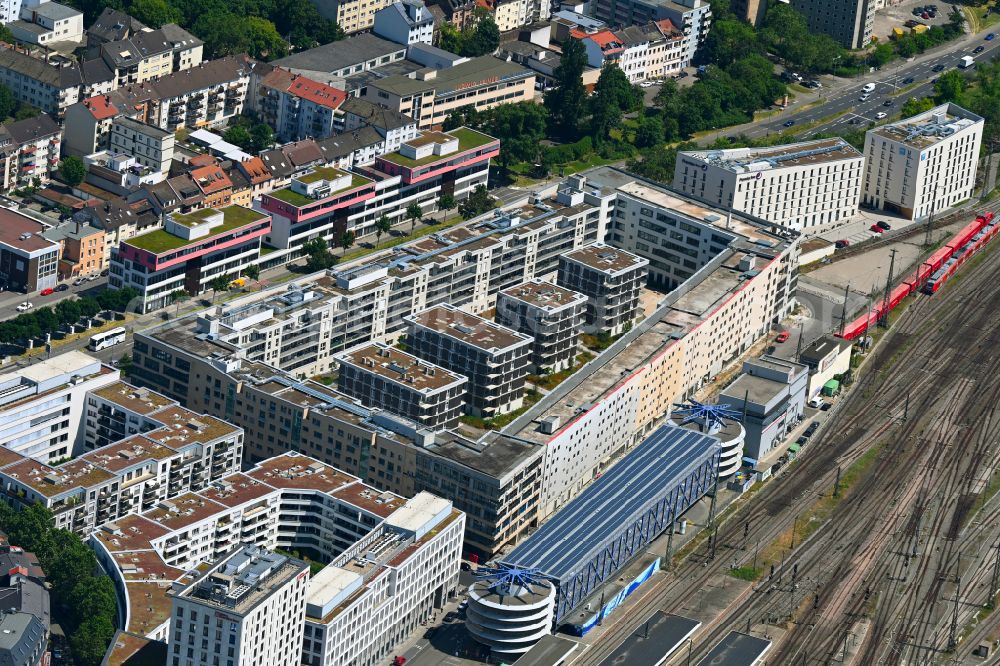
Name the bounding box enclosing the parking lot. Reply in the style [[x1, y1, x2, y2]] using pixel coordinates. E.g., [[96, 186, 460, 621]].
[[873, 0, 951, 42]]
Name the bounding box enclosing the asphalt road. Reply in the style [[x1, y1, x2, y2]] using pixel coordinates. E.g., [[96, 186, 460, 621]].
[[722, 28, 1000, 143]]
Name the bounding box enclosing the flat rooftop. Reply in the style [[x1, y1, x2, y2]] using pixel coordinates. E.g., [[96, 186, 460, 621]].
[[267, 171, 371, 208], [0, 207, 55, 254], [721, 373, 785, 406], [337, 343, 466, 393], [696, 631, 771, 666], [407, 305, 531, 353], [146, 493, 228, 531], [95, 515, 172, 553], [144, 406, 240, 446], [90, 381, 175, 416], [561, 243, 647, 275], [378, 128, 496, 169], [3, 458, 114, 498], [871, 102, 982, 150], [370, 56, 532, 98], [503, 425, 719, 581], [246, 452, 358, 493], [423, 431, 541, 480], [126, 205, 268, 254], [80, 435, 178, 473], [199, 473, 273, 508], [181, 547, 307, 616], [500, 279, 586, 312], [681, 138, 862, 174], [599, 612, 701, 666]]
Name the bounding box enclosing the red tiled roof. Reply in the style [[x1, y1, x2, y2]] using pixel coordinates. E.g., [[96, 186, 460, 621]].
[[289, 78, 346, 110], [239, 157, 271, 185], [188, 154, 217, 167], [587, 30, 624, 52], [190, 165, 232, 195], [82, 95, 118, 120]]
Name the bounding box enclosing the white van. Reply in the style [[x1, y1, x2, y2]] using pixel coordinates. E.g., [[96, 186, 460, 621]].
[[862, 83, 876, 93], [808, 396, 824, 409]]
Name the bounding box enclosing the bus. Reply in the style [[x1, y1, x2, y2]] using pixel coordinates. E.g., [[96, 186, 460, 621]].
[[88, 327, 126, 351]]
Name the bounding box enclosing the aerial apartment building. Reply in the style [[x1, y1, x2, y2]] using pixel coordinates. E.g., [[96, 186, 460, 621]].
[[587, 0, 710, 67], [405, 305, 533, 418], [0, 207, 60, 293], [790, 0, 874, 49], [169, 545, 309, 666], [673, 138, 865, 231], [109, 205, 272, 313], [558, 244, 648, 336], [94, 452, 464, 666], [335, 343, 468, 429], [862, 103, 983, 220], [496, 279, 587, 373]]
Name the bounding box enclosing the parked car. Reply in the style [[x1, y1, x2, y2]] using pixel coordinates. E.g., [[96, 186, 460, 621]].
[[775, 330, 790, 343], [806, 421, 820, 433], [55, 284, 69, 292], [860, 94, 871, 102], [458, 600, 468, 611], [870, 224, 885, 233], [39, 287, 54, 296], [460, 562, 472, 571], [883, 100, 894, 107], [877, 221, 892, 230], [875, 112, 887, 119], [766, 345, 776, 354], [835, 239, 851, 249], [796, 436, 808, 445], [72, 278, 85, 286], [783, 120, 795, 127], [821, 402, 832, 411], [15, 302, 32, 312], [444, 612, 458, 622], [808, 396, 824, 408]]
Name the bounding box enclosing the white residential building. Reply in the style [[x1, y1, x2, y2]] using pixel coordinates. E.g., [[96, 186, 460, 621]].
[[581, 21, 685, 83], [169, 545, 309, 666], [10, 1, 84, 47], [588, 0, 710, 68], [0, 351, 119, 463], [862, 103, 984, 220], [109, 117, 175, 174], [373, 0, 434, 45], [673, 138, 865, 231]]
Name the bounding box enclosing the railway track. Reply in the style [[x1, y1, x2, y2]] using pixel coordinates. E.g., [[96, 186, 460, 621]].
[[569, 225, 1000, 666]]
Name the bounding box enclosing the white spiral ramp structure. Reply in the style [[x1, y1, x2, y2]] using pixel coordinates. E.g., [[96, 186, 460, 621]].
[[465, 566, 556, 657]]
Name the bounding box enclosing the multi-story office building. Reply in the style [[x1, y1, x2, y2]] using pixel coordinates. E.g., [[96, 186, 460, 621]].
[[673, 138, 864, 231], [406, 304, 533, 418], [270, 33, 407, 82], [558, 244, 647, 336], [0, 351, 118, 463], [336, 343, 468, 429], [862, 103, 983, 220], [169, 545, 309, 666], [587, 0, 710, 67], [496, 279, 586, 373], [93, 452, 464, 666], [255, 128, 497, 265], [790, 0, 874, 49], [365, 57, 536, 130], [0, 208, 59, 293], [109, 117, 175, 175], [109, 206, 272, 313]]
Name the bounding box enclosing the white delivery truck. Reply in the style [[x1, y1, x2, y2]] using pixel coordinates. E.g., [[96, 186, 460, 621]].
[[960, 55, 975, 69]]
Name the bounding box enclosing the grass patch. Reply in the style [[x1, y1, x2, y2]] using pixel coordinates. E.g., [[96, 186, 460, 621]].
[[338, 214, 466, 264], [129, 206, 267, 253], [582, 332, 620, 352], [728, 566, 763, 581], [460, 389, 542, 431], [756, 440, 886, 571], [528, 352, 595, 391], [312, 374, 337, 386]]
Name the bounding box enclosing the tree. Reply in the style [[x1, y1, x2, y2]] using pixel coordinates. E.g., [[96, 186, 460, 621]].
[[15, 106, 40, 121], [374, 214, 392, 247], [406, 203, 422, 233], [901, 96, 936, 117], [0, 84, 14, 119], [130, 0, 182, 27], [462, 16, 500, 57], [209, 274, 230, 302], [244, 264, 260, 284], [458, 185, 496, 219], [590, 65, 642, 142], [59, 156, 86, 187], [545, 37, 587, 140], [934, 70, 967, 104], [481, 102, 548, 172], [170, 289, 189, 315], [302, 238, 336, 270], [439, 193, 456, 211], [223, 125, 254, 151], [55, 299, 81, 327], [340, 230, 356, 254], [439, 21, 465, 54], [634, 115, 665, 148], [249, 123, 275, 152], [70, 615, 116, 666]]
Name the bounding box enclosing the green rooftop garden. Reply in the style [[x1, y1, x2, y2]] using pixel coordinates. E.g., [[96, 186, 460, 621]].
[[380, 127, 497, 168], [127, 206, 267, 254], [268, 173, 373, 208]]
